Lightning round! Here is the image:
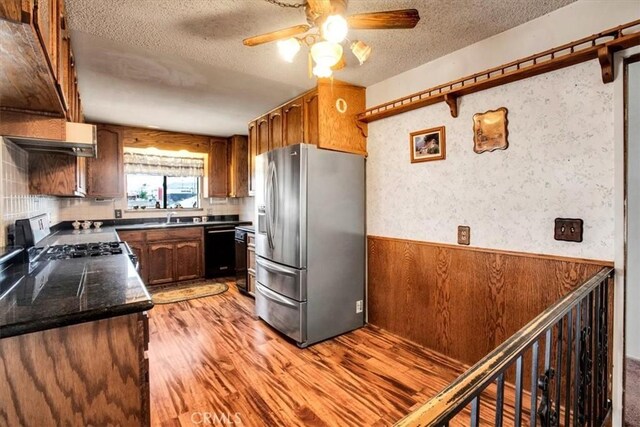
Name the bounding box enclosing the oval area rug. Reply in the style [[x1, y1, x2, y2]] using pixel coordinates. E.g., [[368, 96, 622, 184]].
[[150, 280, 229, 304]]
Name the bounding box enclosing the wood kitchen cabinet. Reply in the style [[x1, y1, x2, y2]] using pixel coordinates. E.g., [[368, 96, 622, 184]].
[[256, 115, 269, 155], [119, 227, 204, 286], [208, 137, 229, 198], [0, 0, 84, 121], [268, 108, 283, 151], [87, 125, 124, 198], [228, 135, 248, 198], [247, 79, 366, 194], [0, 312, 150, 426], [283, 97, 304, 147], [28, 152, 86, 197], [248, 121, 257, 196]]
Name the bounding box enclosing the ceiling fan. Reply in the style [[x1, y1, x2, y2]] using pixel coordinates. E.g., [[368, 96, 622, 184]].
[[243, 0, 420, 78]]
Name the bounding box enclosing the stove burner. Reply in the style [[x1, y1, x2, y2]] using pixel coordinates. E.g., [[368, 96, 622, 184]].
[[40, 242, 124, 260]]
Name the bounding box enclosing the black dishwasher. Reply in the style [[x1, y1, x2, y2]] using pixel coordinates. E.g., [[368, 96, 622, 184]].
[[204, 226, 236, 278]]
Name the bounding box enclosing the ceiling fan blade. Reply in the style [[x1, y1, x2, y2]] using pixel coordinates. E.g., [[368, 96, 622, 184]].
[[347, 9, 420, 30], [243, 24, 310, 47], [307, 0, 332, 16]]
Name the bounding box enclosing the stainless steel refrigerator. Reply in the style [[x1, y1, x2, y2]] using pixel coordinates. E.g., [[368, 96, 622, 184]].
[[254, 143, 365, 347]]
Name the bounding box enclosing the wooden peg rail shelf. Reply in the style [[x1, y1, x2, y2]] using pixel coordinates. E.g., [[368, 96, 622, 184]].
[[357, 19, 640, 123]]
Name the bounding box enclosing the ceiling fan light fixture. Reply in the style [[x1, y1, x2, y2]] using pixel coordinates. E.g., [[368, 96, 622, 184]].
[[311, 41, 343, 68], [351, 40, 371, 65], [312, 64, 333, 78], [321, 14, 348, 43], [277, 37, 301, 62]]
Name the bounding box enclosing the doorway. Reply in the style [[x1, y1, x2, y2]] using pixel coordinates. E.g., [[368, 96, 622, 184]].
[[625, 53, 640, 427]]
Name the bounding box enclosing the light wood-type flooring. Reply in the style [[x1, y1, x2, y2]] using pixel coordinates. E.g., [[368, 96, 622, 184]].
[[148, 280, 517, 426]]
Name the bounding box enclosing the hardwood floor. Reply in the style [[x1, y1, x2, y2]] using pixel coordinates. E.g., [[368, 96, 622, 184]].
[[148, 280, 473, 426]]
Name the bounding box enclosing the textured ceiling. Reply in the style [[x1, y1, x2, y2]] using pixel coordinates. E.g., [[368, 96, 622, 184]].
[[66, 0, 575, 136]]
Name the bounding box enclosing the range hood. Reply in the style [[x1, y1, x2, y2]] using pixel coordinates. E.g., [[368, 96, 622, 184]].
[[4, 122, 97, 157]]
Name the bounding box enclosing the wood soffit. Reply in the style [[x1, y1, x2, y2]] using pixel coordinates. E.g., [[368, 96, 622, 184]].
[[358, 19, 640, 123]]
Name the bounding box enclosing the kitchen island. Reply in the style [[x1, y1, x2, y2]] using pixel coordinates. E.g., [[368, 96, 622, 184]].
[[0, 229, 153, 427]]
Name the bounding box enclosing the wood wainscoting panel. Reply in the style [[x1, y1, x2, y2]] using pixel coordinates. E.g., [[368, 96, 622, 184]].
[[367, 235, 611, 366]]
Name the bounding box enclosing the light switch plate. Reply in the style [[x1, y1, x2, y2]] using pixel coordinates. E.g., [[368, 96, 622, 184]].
[[114, 209, 122, 219], [554, 218, 583, 242], [458, 226, 470, 245]]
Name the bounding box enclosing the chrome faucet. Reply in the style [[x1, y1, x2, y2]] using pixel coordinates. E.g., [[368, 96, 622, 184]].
[[166, 211, 177, 223]]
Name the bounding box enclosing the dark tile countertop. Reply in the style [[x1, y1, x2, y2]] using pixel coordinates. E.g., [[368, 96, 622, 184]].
[[0, 219, 253, 339], [0, 253, 152, 339]]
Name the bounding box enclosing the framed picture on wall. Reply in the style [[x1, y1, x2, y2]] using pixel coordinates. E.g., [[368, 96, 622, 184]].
[[409, 126, 446, 163], [473, 107, 509, 153]]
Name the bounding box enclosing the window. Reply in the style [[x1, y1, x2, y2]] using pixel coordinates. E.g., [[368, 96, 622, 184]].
[[127, 174, 200, 209]]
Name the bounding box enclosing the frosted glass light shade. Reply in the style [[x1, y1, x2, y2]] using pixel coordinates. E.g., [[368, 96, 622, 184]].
[[312, 64, 332, 78], [277, 38, 301, 63], [351, 40, 371, 65], [322, 15, 348, 43], [311, 41, 343, 68]]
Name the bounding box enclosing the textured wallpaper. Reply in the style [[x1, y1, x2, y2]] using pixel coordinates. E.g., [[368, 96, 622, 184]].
[[366, 61, 615, 260]]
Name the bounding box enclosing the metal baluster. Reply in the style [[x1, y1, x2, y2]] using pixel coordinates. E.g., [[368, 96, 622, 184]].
[[555, 317, 564, 425], [595, 282, 603, 422], [574, 300, 582, 426], [470, 396, 480, 427], [588, 290, 595, 426], [515, 356, 524, 427], [531, 341, 540, 427], [495, 373, 504, 427], [565, 309, 573, 427], [537, 329, 556, 427], [602, 278, 610, 414]]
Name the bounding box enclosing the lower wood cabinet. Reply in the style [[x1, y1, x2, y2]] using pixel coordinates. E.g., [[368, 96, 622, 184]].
[[118, 227, 204, 286], [0, 312, 150, 426]]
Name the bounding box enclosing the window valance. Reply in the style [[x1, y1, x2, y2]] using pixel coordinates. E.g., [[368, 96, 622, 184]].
[[123, 152, 204, 177]]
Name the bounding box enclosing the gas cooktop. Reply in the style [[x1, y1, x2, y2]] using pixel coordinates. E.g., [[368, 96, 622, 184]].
[[38, 241, 125, 260]]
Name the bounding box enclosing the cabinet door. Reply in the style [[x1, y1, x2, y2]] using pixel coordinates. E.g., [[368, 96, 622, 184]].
[[268, 108, 283, 151], [303, 90, 319, 146], [229, 135, 248, 198], [248, 121, 257, 196], [283, 98, 304, 147], [127, 241, 148, 284], [29, 152, 83, 196], [175, 240, 202, 281], [208, 138, 229, 197], [147, 243, 175, 285], [257, 115, 269, 155], [87, 126, 124, 197]]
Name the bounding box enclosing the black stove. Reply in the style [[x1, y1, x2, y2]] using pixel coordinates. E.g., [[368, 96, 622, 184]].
[[39, 242, 125, 260]]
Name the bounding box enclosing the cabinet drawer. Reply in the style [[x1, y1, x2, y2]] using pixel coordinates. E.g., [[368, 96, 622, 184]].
[[248, 234, 255, 247], [146, 227, 202, 242], [247, 246, 256, 271], [117, 230, 145, 242]]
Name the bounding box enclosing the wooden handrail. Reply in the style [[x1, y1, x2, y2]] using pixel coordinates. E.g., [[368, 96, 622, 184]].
[[358, 20, 640, 123], [395, 266, 614, 426]]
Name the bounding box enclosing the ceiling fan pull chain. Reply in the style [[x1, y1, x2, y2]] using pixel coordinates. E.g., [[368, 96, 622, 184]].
[[263, 0, 308, 8]]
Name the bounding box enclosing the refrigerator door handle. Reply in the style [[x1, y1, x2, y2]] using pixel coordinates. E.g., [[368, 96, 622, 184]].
[[265, 161, 274, 249], [267, 161, 278, 249], [256, 283, 298, 308], [257, 257, 296, 276]]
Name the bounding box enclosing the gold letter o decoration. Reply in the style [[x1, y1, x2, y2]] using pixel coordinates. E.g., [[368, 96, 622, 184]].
[[335, 98, 348, 114]]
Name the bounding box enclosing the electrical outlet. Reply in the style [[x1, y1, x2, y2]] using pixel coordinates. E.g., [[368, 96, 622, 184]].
[[554, 218, 583, 242], [114, 209, 122, 219], [356, 300, 363, 314], [458, 226, 470, 245]]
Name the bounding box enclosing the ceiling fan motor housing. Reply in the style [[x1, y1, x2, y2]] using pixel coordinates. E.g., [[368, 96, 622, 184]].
[[306, 0, 348, 26]]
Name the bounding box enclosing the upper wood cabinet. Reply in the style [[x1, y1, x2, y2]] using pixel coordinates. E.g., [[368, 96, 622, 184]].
[[303, 90, 320, 147], [87, 125, 124, 198], [208, 138, 229, 198], [268, 108, 283, 151], [228, 135, 248, 198], [283, 98, 304, 147], [257, 115, 269, 155], [248, 121, 257, 196], [29, 152, 86, 197], [0, 0, 83, 121]]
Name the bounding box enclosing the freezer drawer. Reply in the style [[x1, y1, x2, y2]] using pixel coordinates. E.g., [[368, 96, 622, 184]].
[[256, 256, 306, 301], [255, 283, 307, 343]]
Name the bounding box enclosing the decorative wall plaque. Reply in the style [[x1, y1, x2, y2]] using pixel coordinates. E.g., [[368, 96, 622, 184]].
[[473, 107, 509, 153]]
